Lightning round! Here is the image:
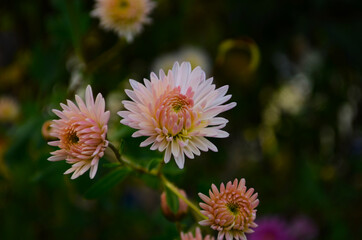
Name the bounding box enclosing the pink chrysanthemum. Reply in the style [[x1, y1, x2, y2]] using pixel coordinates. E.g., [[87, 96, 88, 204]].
[[118, 62, 236, 169], [48, 86, 110, 179], [198, 179, 259, 240], [181, 227, 215, 240], [91, 0, 155, 42]]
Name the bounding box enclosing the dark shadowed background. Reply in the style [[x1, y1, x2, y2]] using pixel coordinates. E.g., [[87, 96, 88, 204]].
[[1, 0, 362, 239]]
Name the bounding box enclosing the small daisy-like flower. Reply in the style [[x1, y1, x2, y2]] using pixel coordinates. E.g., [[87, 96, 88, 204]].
[[48, 86, 110, 179], [118, 62, 236, 169], [198, 179, 259, 240], [91, 0, 155, 42], [181, 227, 215, 240]]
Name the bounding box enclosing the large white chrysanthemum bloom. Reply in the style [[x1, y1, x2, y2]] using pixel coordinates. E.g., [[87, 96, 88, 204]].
[[91, 0, 155, 42], [118, 62, 236, 169]]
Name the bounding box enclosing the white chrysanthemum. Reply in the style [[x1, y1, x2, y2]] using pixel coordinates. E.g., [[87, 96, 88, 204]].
[[91, 0, 155, 42], [118, 62, 236, 169]]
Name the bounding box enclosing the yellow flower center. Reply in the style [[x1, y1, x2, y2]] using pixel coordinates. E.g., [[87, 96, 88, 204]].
[[226, 202, 240, 216], [169, 94, 192, 113], [63, 127, 79, 147], [108, 0, 145, 25], [119, 0, 129, 8]]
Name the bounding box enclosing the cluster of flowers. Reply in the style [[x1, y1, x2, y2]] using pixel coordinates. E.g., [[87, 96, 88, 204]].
[[47, 62, 259, 239], [47, 1, 259, 239]]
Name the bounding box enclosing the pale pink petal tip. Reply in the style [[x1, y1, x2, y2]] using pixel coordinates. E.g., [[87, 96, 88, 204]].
[[180, 227, 215, 240], [47, 85, 109, 179], [119, 61, 235, 169]]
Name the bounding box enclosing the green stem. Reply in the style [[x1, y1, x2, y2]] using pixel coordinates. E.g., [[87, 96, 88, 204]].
[[107, 142, 207, 220], [108, 142, 121, 164], [108, 142, 149, 173], [161, 174, 207, 220]]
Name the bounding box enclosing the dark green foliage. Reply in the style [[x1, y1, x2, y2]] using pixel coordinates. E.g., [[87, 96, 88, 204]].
[[84, 167, 131, 199]]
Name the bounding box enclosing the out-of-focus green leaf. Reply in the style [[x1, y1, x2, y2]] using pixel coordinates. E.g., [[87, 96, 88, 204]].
[[102, 162, 121, 168], [84, 167, 131, 199], [146, 158, 162, 171], [165, 185, 179, 214], [139, 174, 161, 190]]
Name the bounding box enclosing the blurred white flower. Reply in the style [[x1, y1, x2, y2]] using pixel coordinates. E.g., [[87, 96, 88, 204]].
[[152, 46, 211, 74], [91, 0, 156, 42], [338, 103, 354, 136], [276, 74, 311, 115], [262, 74, 311, 127]]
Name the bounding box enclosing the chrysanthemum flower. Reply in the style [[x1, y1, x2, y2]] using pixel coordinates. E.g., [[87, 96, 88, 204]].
[[48, 86, 110, 179], [118, 62, 236, 169], [91, 0, 155, 42], [198, 178, 259, 240], [181, 227, 215, 240]]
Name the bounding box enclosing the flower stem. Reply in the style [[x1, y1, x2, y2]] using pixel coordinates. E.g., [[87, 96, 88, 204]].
[[107, 142, 207, 221], [108, 142, 154, 174], [160, 174, 207, 220], [108, 142, 121, 164]]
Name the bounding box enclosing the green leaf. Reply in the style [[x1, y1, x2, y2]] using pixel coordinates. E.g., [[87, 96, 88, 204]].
[[139, 174, 161, 190], [165, 185, 179, 214], [146, 158, 162, 171], [102, 162, 121, 168], [84, 167, 131, 199]]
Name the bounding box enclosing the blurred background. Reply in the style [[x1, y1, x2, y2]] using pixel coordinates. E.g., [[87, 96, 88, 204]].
[[1, 0, 362, 239]]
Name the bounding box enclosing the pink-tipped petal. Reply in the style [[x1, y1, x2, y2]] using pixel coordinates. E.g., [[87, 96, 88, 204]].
[[180, 227, 215, 240]]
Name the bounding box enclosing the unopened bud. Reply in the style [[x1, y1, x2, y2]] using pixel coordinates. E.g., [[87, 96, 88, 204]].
[[160, 189, 188, 221], [41, 120, 56, 141]]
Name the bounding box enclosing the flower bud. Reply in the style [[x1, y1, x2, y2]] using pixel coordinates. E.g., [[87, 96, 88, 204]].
[[41, 120, 56, 141], [160, 189, 188, 221]]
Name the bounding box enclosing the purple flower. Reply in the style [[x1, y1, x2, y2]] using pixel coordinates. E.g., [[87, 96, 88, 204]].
[[289, 215, 318, 240], [248, 216, 294, 240]]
